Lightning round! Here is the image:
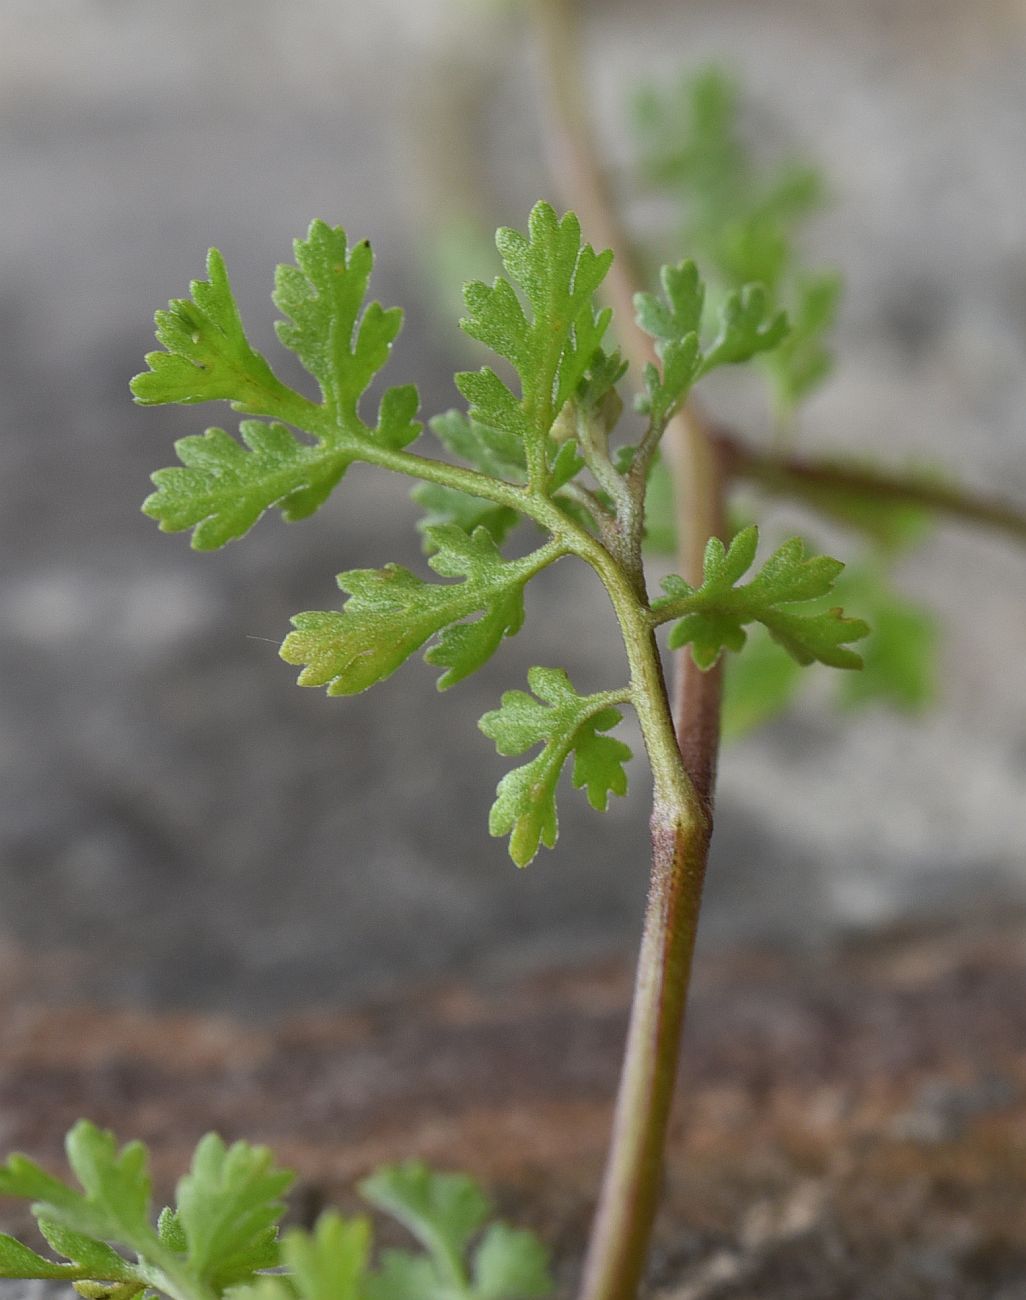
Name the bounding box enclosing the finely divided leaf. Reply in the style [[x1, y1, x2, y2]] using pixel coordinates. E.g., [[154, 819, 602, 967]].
[[412, 482, 521, 552], [634, 260, 705, 345], [698, 283, 789, 374], [13, 1123, 159, 1256], [131, 250, 293, 415], [721, 625, 803, 741], [472, 1224, 552, 1300], [273, 222, 406, 431], [37, 1218, 138, 1281], [639, 335, 701, 424], [764, 270, 841, 411], [429, 410, 527, 482], [282, 527, 560, 695], [0, 1127, 551, 1300], [0, 1153, 80, 1206], [62, 1124, 153, 1250], [0, 1235, 85, 1281], [479, 667, 631, 867], [175, 1133, 292, 1290], [0, 1168, 140, 1283], [413, 410, 525, 551], [363, 1250, 443, 1300], [831, 566, 936, 710], [634, 259, 787, 420], [655, 526, 869, 669], [360, 1162, 490, 1286], [457, 202, 613, 488], [721, 561, 936, 737], [634, 68, 836, 411], [139, 223, 422, 550], [0, 1125, 292, 1297], [143, 422, 353, 549], [281, 1213, 370, 1300]]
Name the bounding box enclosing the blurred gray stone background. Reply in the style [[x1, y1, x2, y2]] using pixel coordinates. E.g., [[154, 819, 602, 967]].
[[1, 0, 1024, 1017]]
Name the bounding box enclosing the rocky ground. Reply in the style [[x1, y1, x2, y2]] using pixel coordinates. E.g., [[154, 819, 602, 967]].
[[1, 913, 1025, 1298]]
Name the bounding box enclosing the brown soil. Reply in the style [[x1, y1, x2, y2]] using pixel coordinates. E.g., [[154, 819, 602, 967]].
[[1, 914, 1025, 1298]]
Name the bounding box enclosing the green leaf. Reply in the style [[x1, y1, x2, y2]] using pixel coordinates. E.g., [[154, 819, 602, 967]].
[[831, 566, 936, 711], [634, 260, 704, 346], [721, 557, 937, 738], [634, 259, 786, 419], [655, 525, 869, 670], [282, 527, 561, 695], [273, 221, 405, 429], [175, 1133, 292, 1291], [280, 1213, 370, 1300], [15, 1123, 159, 1257], [138, 224, 422, 550], [360, 1162, 490, 1288], [37, 1218, 138, 1281], [472, 1224, 552, 1299], [634, 262, 704, 419], [634, 67, 747, 220], [363, 1250, 444, 1300], [456, 202, 613, 489], [361, 1161, 551, 1299], [0, 1152, 80, 1206], [429, 410, 527, 482], [131, 250, 295, 416], [763, 270, 841, 411], [373, 384, 422, 452], [634, 66, 836, 417], [0, 1234, 87, 1280], [413, 411, 524, 548], [143, 421, 353, 550], [698, 283, 789, 375], [721, 626, 803, 741], [479, 667, 631, 867], [638, 337, 702, 425], [412, 482, 521, 552], [155, 1208, 186, 1253]]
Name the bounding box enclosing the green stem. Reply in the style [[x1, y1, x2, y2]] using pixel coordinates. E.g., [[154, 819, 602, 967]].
[[530, 3, 729, 1296], [353, 443, 537, 516]]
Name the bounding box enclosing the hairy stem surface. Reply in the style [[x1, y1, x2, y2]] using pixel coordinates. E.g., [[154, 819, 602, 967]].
[[532, 2, 728, 1296]]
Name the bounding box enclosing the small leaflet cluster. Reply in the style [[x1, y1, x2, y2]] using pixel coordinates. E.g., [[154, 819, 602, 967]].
[[131, 200, 863, 865], [652, 526, 869, 670], [633, 66, 841, 417], [0, 1123, 552, 1300], [633, 258, 787, 424], [635, 67, 937, 732], [281, 526, 564, 695], [134, 225, 421, 550], [479, 668, 632, 868]]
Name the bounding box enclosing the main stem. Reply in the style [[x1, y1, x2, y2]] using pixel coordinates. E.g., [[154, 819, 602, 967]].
[[575, 450, 727, 1300], [531, 2, 730, 1295]]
